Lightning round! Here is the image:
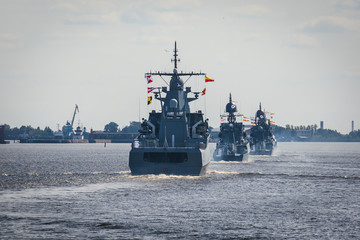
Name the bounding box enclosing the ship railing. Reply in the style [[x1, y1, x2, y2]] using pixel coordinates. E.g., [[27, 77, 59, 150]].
[[132, 139, 158, 148], [132, 139, 207, 149], [166, 111, 184, 116], [136, 146, 197, 149]]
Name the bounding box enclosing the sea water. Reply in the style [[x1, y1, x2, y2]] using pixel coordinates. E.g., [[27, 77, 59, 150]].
[[1, 142, 359, 239]]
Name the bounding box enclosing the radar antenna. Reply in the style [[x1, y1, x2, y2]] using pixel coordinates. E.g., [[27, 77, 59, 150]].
[[171, 41, 180, 69]]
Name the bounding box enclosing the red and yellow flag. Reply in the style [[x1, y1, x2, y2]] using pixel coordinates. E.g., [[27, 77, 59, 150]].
[[201, 87, 206, 95], [205, 76, 214, 82]]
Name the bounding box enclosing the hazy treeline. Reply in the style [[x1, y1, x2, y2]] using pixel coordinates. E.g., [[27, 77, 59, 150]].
[[104, 121, 141, 133], [2, 122, 360, 141], [273, 125, 360, 142], [1, 121, 143, 140], [2, 124, 54, 140]]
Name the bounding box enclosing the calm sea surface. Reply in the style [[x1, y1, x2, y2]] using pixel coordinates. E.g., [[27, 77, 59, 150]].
[[1, 142, 359, 239]]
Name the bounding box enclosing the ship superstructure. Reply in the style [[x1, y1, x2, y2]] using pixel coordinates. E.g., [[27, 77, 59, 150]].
[[129, 42, 211, 175], [213, 94, 250, 161]]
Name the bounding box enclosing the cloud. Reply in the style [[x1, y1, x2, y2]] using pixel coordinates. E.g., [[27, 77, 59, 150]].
[[120, 4, 186, 25], [241, 33, 263, 43], [0, 33, 18, 41], [64, 12, 119, 25], [334, 0, 360, 9], [0, 33, 20, 49], [50, 0, 114, 13], [284, 33, 318, 48], [344, 67, 360, 78], [49, 1, 119, 25], [234, 5, 270, 17], [50, 2, 78, 12], [301, 16, 360, 33], [121, 10, 157, 25], [150, 0, 190, 12]]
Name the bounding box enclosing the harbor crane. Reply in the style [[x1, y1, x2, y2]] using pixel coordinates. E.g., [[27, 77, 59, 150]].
[[71, 104, 79, 127], [62, 104, 80, 139]]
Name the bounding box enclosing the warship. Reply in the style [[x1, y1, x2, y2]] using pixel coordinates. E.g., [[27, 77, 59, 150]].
[[129, 42, 211, 175], [213, 94, 250, 161], [249, 103, 277, 155]]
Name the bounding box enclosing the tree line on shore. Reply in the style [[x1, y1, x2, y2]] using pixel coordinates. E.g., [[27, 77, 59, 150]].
[[272, 125, 360, 141], [1, 121, 142, 140], [1, 122, 360, 141]]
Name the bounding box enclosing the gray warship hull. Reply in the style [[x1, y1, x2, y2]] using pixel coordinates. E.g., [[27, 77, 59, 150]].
[[250, 149, 273, 155], [213, 152, 249, 161], [213, 143, 250, 162], [129, 147, 211, 176], [250, 142, 277, 155]]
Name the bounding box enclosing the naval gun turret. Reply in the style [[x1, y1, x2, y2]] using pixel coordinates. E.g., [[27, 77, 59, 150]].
[[213, 93, 250, 161], [129, 42, 211, 175], [249, 103, 277, 155]]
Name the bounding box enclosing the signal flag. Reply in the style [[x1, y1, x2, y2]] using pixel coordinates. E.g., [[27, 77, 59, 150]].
[[146, 75, 153, 84], [205, 76, 214, 82], [147, 87, 155, 93], [201, 87, 206, 95]]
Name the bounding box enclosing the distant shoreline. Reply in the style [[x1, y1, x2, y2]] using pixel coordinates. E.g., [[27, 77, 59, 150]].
[[277, 139, 360, 143]]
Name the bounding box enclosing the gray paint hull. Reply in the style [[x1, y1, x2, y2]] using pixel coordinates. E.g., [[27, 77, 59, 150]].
[[129, 147, 211, 176], [250, 142, 277, 155], [213, 143, 250, 162], [213, 152, 249, 161], [250, 148, 275, 155]]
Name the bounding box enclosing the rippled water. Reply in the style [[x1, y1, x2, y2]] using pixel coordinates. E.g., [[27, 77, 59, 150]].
[[1, 142, 359, 239]]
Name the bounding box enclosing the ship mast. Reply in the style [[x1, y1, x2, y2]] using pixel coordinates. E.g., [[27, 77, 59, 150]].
[[146, 41, 204, 77], [228, 93, 236, 123], [171, 41, 180, 69]]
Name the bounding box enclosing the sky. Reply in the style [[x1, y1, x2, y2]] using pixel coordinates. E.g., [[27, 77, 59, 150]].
[[0, 0, 359, 133]]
